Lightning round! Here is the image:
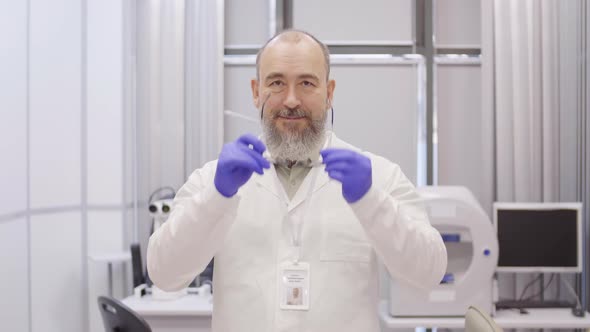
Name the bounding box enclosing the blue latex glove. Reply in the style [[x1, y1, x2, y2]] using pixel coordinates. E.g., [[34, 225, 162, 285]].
[[320, 148, 372, 203], [214, 134, 270, 197]]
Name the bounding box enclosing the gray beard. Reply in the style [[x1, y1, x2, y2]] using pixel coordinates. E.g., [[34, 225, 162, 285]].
[[262, 108, 327, 163]]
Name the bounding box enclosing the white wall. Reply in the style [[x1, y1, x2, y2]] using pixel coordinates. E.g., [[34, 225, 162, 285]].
[[434, 0, 481, 48], [87, 0, 124, 207], [0, 0, 27, 218], [0, 1, 132, 331], [0, 218, 29, 331], [435, 59, 493, 213], [27, 5, 85, 330], [29, 0, 81, 210], [224, 0, 270, 48], [0, 0, 29, 330], [30, 212, 83, 332], [293, 0, 413, 45]]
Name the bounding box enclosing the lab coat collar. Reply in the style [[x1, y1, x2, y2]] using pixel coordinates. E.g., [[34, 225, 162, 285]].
[[286, 165, 330, 211], [255, 131, 335, 211]]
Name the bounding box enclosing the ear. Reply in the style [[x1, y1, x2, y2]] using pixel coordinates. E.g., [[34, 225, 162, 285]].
[[251, 79, 260, 108], [326, 79, 336, 108]]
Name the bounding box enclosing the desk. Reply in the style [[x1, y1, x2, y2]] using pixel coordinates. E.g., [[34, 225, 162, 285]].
[[379, 301, 590, 329], [122, 294, 212, 332]]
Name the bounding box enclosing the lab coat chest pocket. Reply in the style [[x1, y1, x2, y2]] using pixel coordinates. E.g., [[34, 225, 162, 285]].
[[319, 210, 372, 263]]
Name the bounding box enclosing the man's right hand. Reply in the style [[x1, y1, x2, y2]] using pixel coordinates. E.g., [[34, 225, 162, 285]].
[[214, 134, 270, 197]]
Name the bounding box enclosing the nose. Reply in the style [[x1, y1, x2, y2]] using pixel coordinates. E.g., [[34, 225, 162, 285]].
[[282, 85, 301, 110]]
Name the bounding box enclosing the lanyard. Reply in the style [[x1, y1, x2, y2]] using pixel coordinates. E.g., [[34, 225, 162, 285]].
[[283, 132, 333, 263], [290, 163, 321, 262]]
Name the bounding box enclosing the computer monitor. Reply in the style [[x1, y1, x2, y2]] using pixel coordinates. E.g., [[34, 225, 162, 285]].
[[493, 202, 583, 273]]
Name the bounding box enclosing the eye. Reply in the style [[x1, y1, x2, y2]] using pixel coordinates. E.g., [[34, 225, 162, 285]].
[[269, 80, 284, 87], [301, 80, 315, 87]]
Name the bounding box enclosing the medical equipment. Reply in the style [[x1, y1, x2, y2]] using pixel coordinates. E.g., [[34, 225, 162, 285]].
[[148, 187, 175, 233], [146, 188, 190, 300], [389, 186, 499, 317], [493, 202, 583, 273], [149, 199, 173, 231]]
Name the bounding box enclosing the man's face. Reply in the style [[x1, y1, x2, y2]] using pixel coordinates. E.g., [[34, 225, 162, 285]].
[[251, 37, 335, 160]]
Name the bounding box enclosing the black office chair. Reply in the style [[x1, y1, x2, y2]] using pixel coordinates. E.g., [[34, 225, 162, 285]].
[[97, 296, 152, 332]]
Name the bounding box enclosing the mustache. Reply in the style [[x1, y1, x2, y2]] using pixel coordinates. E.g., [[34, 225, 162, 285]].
[[272, 108, 308, 119]]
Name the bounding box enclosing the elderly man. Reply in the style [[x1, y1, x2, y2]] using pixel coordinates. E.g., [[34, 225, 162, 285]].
[[147, 30, 447, 332]]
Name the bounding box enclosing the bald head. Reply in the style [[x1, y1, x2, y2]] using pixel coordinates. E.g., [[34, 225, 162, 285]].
[[256, 30, 331, 81]]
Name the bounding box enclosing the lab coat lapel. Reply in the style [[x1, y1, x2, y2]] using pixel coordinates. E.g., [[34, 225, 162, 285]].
[[287, 165, 331, 212], [254, 164, 288, 201], [254, 131, 338, 209]]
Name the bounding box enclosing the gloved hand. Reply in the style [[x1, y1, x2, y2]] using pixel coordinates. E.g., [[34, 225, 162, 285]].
[[214, 134, 270, 197], [320, 148, 372, 203]]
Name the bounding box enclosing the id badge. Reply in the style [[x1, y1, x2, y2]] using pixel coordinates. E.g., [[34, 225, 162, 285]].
[[278, 261, 310, 310]]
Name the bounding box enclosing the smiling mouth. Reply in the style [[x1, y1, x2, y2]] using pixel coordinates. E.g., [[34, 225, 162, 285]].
[[278, 116, 305, 120]]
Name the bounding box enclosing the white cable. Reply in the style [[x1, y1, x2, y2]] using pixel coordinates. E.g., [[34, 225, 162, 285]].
[[224, 110, 260, 125]]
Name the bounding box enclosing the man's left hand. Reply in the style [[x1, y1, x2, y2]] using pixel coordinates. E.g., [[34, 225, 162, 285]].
[[320, 148, 372, 203]]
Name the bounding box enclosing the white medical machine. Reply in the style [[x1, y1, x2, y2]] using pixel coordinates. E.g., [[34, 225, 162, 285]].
[[389, 186, 499, 316], [143, 187, 186, 300], [149, 198, 174, 232], [148, 187, 175, 233]]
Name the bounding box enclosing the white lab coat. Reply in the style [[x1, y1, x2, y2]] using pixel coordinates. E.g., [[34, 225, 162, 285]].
[[147, 132, 447, 332]]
